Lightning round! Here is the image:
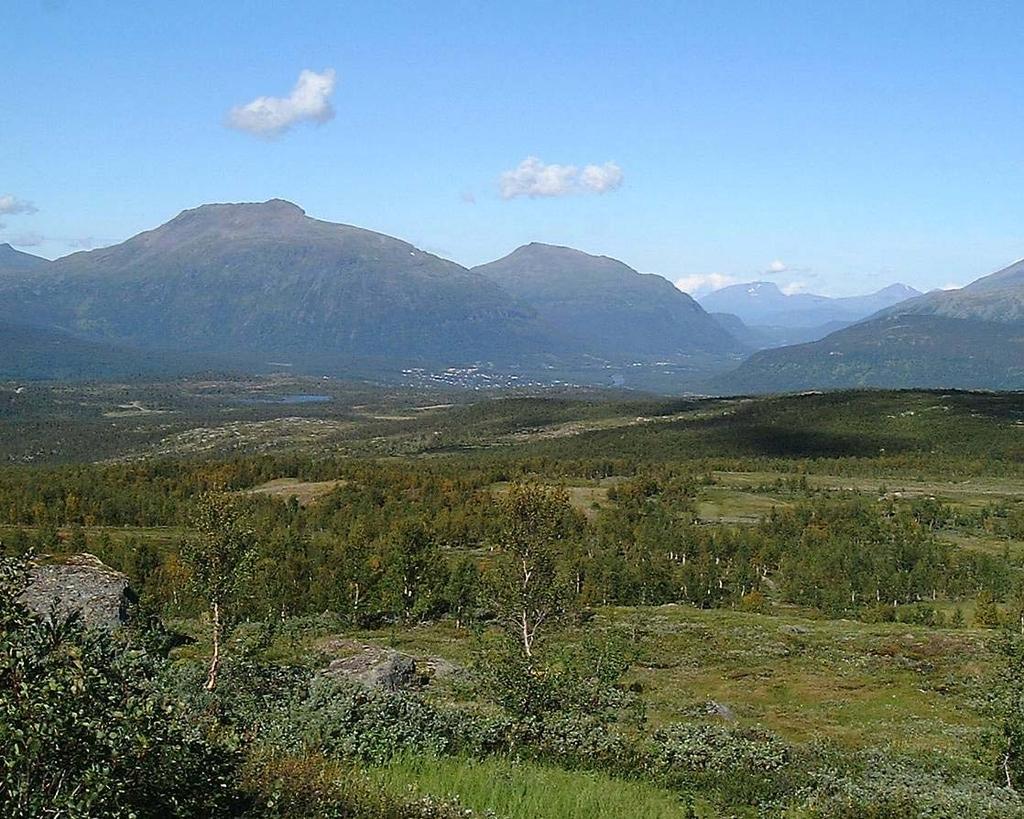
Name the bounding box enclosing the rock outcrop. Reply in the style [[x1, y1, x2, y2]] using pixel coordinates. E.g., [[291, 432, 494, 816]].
[[21, 553, 130, 630], [325, 644, 423, 692]]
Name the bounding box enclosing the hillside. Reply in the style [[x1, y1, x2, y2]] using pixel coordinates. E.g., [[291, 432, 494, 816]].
[[717, 314, 1024, 393], [0, 200, 561, 370], [473, 243, 743, 359], [0, 243, 50, 276], [715, 258, 1024, 393], [0, 320, 228, 381]]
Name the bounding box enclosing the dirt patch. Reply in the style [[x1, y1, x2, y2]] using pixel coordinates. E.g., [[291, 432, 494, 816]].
[[246, 477, 347, 505]]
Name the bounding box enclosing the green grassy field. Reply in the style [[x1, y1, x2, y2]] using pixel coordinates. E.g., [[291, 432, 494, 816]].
[[371, 755, 694, 819]]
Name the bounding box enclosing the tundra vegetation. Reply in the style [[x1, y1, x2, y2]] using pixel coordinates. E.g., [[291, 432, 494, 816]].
[[3, 380, 1024, 816]]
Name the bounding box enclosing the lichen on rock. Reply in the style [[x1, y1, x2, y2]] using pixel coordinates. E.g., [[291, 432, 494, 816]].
[[20, 553, 131, 630]]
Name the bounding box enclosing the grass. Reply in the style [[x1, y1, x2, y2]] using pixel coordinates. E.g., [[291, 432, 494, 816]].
[[340, 606, 996, 760], [372, 755, 695, 819], [695, 487, 790, 523], [243, 477, 347, 505]]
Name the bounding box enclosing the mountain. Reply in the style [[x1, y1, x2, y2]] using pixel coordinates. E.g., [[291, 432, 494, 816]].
[[0, 243, 50, 276], [473, 243, 744, 360], [0, 200, 560, 370], [0, 320, 223, 381], [700, 281, 921, 328], [880, 258, 1024, 323], [716, 259, 1024, 393]]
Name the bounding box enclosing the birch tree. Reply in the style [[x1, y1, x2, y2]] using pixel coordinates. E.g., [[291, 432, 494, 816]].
[[180, 493, 256, 691], [489, 484, 580, 659]]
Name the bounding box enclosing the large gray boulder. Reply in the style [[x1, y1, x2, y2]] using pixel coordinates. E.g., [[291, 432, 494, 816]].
[[324, 642, 423, 692], [21, 553, 130, 630]]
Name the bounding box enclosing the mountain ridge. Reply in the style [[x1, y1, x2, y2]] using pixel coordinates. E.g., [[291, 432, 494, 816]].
[[473, 243, 744, 360]]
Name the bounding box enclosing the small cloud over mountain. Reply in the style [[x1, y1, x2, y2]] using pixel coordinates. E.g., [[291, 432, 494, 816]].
[[227, 69, 337, 138], [500, 157, 623, 199], [674, 272, 740, 295]]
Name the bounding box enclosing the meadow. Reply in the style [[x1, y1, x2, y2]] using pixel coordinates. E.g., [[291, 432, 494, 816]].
[[3, 378, 1024, 817]]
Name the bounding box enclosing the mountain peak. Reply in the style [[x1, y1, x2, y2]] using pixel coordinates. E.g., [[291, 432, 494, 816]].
[[0, 242, 49, 272], [874, 283, 921, 298], [174, 198, 307, 223], [509, 242, 606, 262]]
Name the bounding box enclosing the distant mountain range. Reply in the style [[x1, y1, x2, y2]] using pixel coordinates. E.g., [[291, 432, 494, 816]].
[[3, 199, 1020, 393], [701, 281, 921, 327], [717, 259, 1024, 392], [700, 281, 921, 350], [0, 201, 742, 384]]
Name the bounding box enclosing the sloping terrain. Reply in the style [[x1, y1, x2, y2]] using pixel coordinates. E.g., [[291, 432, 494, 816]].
[[0, 200, 561, 370], [474, 243, 743, 360], [716, 258, 1024, 393]]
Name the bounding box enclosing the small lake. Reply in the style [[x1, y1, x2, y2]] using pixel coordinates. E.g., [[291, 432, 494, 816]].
[[237, 394, 331, 405]]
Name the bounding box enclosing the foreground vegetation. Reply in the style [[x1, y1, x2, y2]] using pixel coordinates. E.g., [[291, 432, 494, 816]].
[[3, 381, 1024, 816]]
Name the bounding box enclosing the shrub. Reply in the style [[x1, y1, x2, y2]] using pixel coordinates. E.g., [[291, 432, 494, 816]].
[[801, 752, 1023, 818], [258, 677, 507, 765], [0, 556, 239, 818], [649, 723, 790, 776]]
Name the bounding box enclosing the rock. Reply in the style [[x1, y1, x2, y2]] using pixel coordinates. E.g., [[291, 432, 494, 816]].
[[21, 553, 130, 630], [325, 644, 423, 691], [706, 701, 737, 722], [421, 656, 459, 681], [779, 624, 811, 636]]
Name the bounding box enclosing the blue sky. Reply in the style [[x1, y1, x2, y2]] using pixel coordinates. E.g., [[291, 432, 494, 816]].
[[3, 0, 1024, 295]]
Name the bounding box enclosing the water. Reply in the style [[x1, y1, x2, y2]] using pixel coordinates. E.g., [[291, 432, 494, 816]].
[[237, 393, 331, 405]]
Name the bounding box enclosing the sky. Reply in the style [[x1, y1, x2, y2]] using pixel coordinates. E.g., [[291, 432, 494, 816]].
[[3, 0, 1024, 297]]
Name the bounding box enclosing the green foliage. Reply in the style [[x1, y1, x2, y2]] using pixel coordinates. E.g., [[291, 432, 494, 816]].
[[802, 751, 1023, 818], [988, 633, 1024, 792], [0, 556, 238, 818], [180, 492, 257, 688], [257, 677, 505, 765], [976, 590, 1002, 628], [488, 483, 582, 657]]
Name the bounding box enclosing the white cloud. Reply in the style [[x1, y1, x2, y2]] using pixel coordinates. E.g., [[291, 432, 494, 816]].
[[499, 157, 624, 199], [0, 195, 37, 215], [67, 236, 98, 249], [768, 259, 787, 273], [781, 281, 808, 295], [674, 273, 739, 295], [579, 161, 624, 193], [227, 69, 336, 137]]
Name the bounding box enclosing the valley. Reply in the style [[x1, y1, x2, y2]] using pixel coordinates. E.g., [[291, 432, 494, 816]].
[[4, 380, 1024, 816]]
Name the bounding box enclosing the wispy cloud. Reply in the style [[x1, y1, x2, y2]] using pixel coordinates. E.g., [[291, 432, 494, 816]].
[[674, 273, 740, 295], [0, 195, 38, 216], [227, 69, 337, 138], [499, 157, 624, 199], [7, 232, 45, 247]]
